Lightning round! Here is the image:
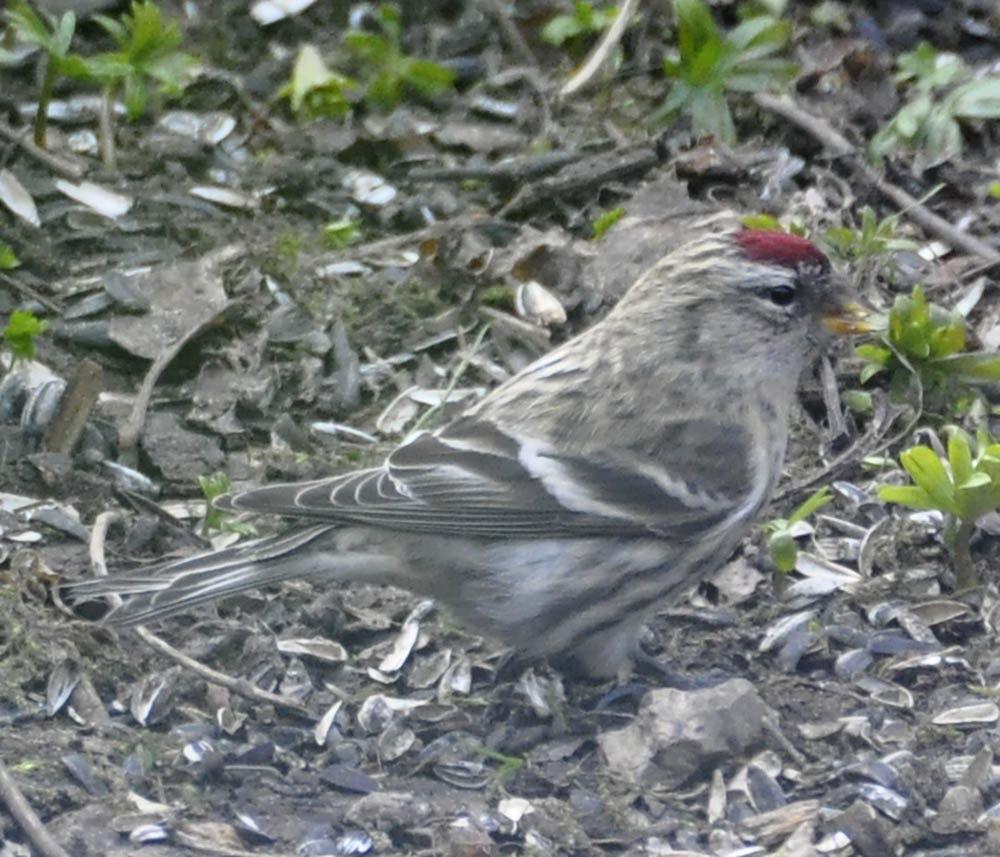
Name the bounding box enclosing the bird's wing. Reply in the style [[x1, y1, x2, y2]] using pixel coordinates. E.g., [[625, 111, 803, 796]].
[[221, 416, 762, 539]]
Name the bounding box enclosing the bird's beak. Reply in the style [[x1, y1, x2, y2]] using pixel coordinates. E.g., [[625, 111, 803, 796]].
[[822, 302, 872, 335]]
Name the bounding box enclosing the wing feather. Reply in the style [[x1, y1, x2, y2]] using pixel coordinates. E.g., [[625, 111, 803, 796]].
[[220, 415, 760, 539]]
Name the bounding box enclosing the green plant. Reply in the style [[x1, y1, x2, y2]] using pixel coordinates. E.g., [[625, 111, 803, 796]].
[[198, 472, 257, 537], [0, 243, 20, 270], [541, 2, 618, 52], [763, 486, 833, 573], [652, 0, 796, 143], [3, 309, 49, 360], [878, 427, 1000, 587], [855, 285, 1000, 414], [5, 1, 194, 163], [88, 1, 195, 164], [4, 1, 79, 146], [821, 206, 918, 262], [278, 44, 354, 119], [592, 205, 624, 240], [91, 1, 194, 119], [323, 216, 361, 249], [344, 4, 454, 109], [871, 41, 1000, 164]]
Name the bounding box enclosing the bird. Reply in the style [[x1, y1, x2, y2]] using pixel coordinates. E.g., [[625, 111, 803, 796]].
[[66, 227, 868, 679]]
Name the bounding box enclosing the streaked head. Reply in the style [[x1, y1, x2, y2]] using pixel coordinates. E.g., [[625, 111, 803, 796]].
[[616, 227, 867, 365]]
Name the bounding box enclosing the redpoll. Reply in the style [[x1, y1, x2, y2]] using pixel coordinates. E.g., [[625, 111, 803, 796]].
[[68, 228, 867, 678]]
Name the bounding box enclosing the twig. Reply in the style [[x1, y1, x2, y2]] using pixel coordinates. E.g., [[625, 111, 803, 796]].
[[752, 92, 1000, 263], [560, 0, 642, 98], [132, 627, 311, 716], [0, 271, 64, 315], [87, 508, 311, 716], [117, 302, 232, 461], [0, 759, 73, 857], [0, 118, 87, 180]]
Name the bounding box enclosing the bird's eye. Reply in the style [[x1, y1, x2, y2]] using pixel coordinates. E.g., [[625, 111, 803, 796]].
[[766, 284, 797, 307]]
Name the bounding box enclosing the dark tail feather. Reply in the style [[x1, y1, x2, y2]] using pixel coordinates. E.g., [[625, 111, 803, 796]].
[[64, 524, 398, 627]]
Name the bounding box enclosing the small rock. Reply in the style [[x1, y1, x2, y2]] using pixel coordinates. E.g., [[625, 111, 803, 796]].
[[598, 678, 772, 787]]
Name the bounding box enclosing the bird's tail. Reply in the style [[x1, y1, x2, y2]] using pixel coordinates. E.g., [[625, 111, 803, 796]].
[[64, 524, 393, 627]]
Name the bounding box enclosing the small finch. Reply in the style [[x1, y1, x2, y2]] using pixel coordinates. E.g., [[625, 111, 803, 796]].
[[68, 227, 867, 678]]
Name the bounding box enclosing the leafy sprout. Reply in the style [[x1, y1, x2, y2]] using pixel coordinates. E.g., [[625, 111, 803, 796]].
[[878, 427, 1000, 587], [592, 206, 625, 240], [541, 2, 618, 51], [763, 486, 833, 573], [820, 206, 918, 262], [323, 216, 362, 249], [4, 1, 79, 145], [279, 44, 355, 119], [870, 41, 1000, 164], [199, 472, 258, 537], [344, 4, 454, 110], [90, 0, 196, 120], [4, 309, 50, 360], [653, 0, 797, 143], [0, 244, 20, 270], [855, 285, 1000, 414]]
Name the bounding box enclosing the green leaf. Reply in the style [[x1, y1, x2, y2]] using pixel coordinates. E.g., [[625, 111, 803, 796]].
[[787, 486, 833, 525], [930, 352, 1000, 383], [841, 389, 873, 414], [725, 15, 787, 51], [768, 530, 798, 573], [927, 315, 966, 358], [877, 483, 938, 510], [899, 445, 960, 515], [53, 10, 76, 56], [8, 2, 54, 48], [674, 0, 719, 65], [93, 12, 128, 44], [723, 60, 797, 92], [893, 93, 933, 139], [402, 58, 455, 97], [0, 244, 20, 270], [281, 44, 354, 117], [592, 206, 625, 240], [855, 343, 890, 364], [947, 429, 974, 487], [951, 78, 1000, 119], [859, 362, 886, 384], [124, 73, 148, 119], [323, 217, 360, 249], [897, 42, 964, 90], [922, 111, 962, 163], [541, 14, 583, 45], [345, 30, 391, 64], [4, 309, 50, 360], [688, 87, 735, 142]]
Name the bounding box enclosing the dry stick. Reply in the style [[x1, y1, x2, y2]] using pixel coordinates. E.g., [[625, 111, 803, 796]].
[[0, 271, 64, 314], [753, 92, 1000, 264], [117, 303, 232, 463], [560, 0, 642, 98], [0, 119, 87, 180], [0, 759, 74, 857], [87, 512, 311, 716]]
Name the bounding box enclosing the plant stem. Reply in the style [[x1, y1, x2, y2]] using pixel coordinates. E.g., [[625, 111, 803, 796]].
[[34, 56, 56, 148], [98, 83, 116, 168], [953, 517, 976, 589]]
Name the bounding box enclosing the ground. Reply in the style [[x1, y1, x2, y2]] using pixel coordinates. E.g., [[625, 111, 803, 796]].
[[2, 1, 1000, 856]]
